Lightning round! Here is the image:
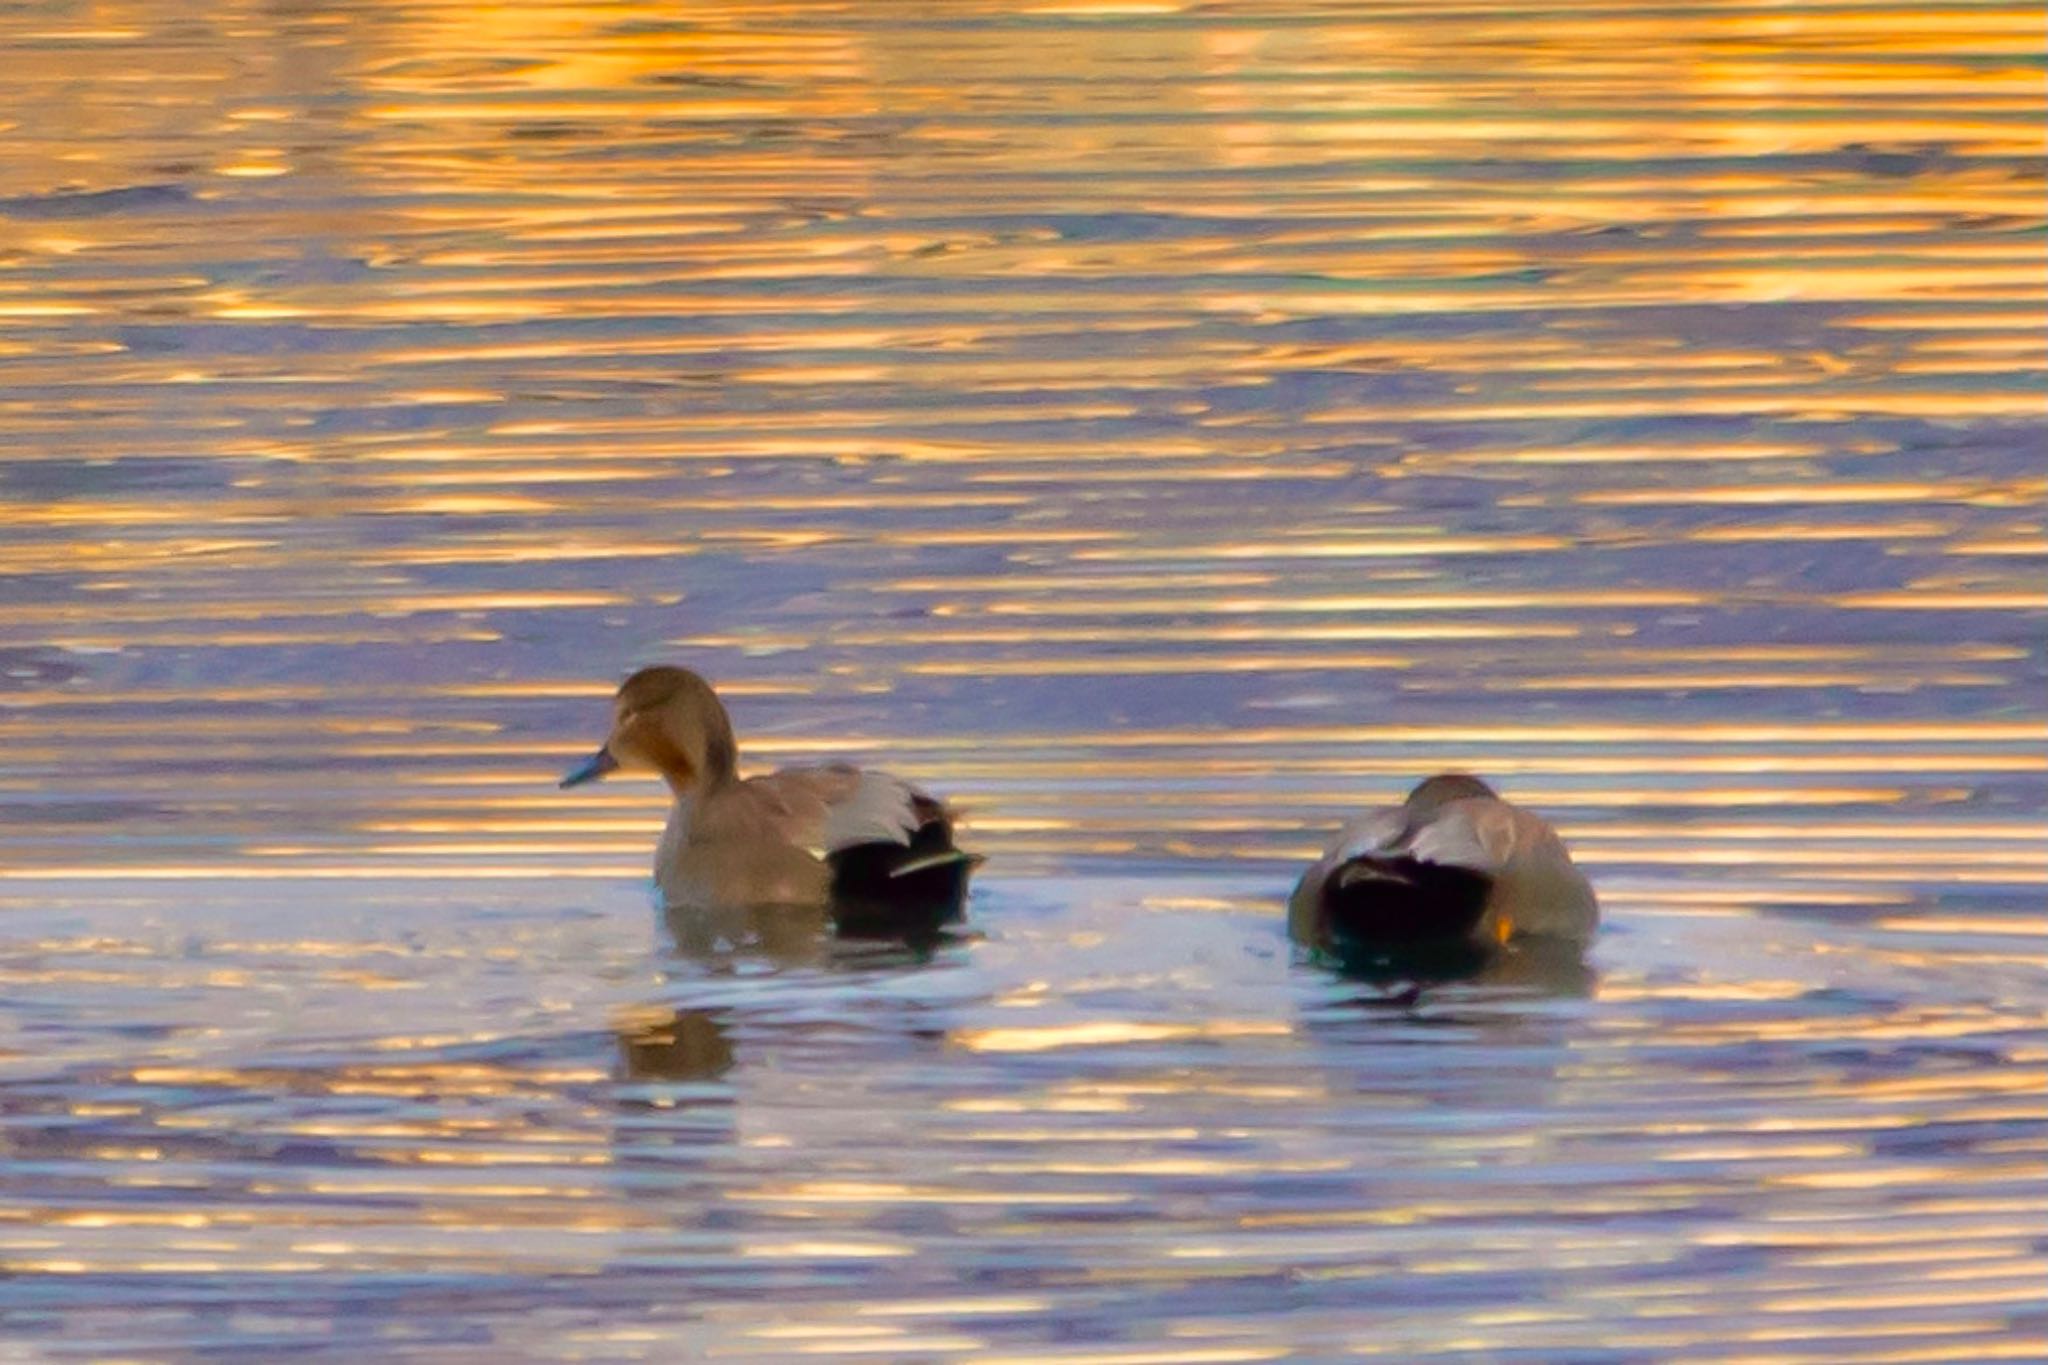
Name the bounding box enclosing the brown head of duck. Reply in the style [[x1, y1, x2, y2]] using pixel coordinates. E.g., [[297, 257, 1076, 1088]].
[[560, 665, 738, 798]]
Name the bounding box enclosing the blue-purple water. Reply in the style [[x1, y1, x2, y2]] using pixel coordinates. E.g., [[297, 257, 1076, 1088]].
[[1, 0, 2043, 1359]]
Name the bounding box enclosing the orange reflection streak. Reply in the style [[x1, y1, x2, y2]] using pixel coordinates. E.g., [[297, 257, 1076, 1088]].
[[955, 1021, 1291, 1054], [2, 6, 2045, 1350]]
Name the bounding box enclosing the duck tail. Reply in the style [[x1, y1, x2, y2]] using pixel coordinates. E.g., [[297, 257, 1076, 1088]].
[[1322, 856, 1490, 947], [827, 817, 976, 940], [887, 847, 982, 878]]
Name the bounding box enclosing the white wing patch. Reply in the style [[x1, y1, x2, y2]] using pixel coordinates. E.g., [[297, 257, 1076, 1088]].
[[817, 770, 924, 853], [1328, 807, 1411, 864], [1407, 798, 1521, 873], [1328, 800, 1523, 873]]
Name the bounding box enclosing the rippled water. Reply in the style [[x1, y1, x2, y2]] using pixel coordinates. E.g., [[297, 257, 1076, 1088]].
[[2, 0, 2044, 1359]]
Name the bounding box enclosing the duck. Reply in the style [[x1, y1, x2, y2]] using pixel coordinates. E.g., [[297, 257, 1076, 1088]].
[[1288, 774, 1597, 957], [560, 665, 977, 938]]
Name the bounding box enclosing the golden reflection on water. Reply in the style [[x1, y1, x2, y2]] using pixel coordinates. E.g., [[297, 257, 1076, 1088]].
[[2, 0, 2045, 1357]]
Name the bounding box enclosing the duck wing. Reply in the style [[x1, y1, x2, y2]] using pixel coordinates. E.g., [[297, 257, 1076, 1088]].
[[732, 766, 976, 937], [1409, 797, 1598, 941], [1324, 806, 1417, 864], [695, 765, 912, 851]]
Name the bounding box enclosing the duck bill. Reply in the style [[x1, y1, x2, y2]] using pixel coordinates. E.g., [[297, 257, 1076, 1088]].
[[559, 747, 620, 789]]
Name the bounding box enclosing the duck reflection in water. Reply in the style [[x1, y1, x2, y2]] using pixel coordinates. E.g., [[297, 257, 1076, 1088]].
[[609, 1008, 741, 1177], [561, 665, 979, 946], [616, 1006, 736, 1083], [657, 897, 970, 969], [1320, 934, 1598, 1006], [1290, 774, 1598, 994], [660, 899, 834, 966]]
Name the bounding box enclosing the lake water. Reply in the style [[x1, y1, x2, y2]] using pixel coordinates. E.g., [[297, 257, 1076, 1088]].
[[1, 0, 2044, 1359]]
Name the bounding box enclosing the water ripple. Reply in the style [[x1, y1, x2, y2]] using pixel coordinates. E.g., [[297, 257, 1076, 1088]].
[[1, 0, 2043, 1358]]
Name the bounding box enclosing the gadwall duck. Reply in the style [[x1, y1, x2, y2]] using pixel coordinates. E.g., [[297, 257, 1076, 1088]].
[[1289, 774, 1597, 957], [561, 665, 977, 937]]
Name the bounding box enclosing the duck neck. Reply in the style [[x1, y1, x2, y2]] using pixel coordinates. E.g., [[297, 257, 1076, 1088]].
[[665, 764, 736, 803], [661, 707, 739, 801]]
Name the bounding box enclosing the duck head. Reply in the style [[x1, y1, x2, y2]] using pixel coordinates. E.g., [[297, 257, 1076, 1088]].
[[560, 664, 739, 795], [1404, 772, 1497, 814]]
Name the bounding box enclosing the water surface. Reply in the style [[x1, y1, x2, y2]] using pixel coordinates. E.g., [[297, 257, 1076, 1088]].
[[1, 0, 2043, 1359]]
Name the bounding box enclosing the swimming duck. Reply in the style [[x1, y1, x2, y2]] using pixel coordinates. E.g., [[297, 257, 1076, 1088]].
[[1289, 774, 1597, 956], [560, 665, 977, 938]]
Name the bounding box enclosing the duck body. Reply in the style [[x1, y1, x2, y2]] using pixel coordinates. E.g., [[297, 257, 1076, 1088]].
[[563, 666, 975, 939], [1290, 774, 1597, 957], [654, 763, 973, 937]]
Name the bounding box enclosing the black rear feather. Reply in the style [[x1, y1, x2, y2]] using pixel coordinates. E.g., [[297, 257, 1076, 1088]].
[[1321, 855, 1490, 949], [827, 800, 973, 941]]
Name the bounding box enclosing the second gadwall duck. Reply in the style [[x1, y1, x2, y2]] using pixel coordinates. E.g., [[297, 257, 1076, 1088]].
[[561, 665, 977, 937], [1289, 774, 1598, 957]]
